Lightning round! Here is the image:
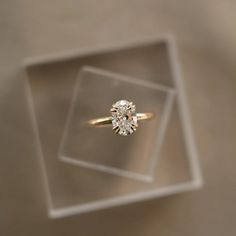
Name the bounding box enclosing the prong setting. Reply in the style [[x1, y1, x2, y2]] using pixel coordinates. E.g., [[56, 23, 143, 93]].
[[110, 100, 138, 136]]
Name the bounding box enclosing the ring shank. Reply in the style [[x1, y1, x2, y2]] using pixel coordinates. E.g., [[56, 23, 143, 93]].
[[136, 113, 155, 121], [86, 113, 155, 127]]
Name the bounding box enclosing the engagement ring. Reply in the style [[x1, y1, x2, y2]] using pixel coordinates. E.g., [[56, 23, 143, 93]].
[[87, 100, 155, 136]]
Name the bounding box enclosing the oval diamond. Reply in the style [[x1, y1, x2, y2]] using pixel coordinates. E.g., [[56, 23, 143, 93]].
[[111, 100, 138, 136]]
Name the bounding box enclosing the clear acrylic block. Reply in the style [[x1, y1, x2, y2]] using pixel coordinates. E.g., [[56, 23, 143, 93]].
[[24, 36, 202, 218], [59, 66, 175, 182]]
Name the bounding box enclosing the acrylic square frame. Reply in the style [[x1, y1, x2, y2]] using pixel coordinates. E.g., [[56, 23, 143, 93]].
[[24, 35, 203, 218], [59, 66, 175, 182]]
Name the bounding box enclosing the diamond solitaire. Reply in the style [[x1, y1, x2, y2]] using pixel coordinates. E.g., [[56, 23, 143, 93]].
[[111, 100, 138, 136], [87, 99, 155, 136]]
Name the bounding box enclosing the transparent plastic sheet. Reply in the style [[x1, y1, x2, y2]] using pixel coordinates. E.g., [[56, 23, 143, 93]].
[[59, 66, 175, 182], [25, 37, 202, 218]]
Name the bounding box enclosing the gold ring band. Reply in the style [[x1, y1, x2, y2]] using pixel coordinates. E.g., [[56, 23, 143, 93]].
[[87, 112, 155, 127], [86, 100, 155, 136]]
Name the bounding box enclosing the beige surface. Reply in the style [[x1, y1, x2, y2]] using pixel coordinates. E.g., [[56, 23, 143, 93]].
[[1, 1, 236, 236]]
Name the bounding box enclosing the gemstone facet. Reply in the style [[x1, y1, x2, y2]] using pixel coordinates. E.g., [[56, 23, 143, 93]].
[[111, 100, 138, 136]]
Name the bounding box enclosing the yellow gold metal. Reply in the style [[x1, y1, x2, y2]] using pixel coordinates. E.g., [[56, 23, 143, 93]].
[[86, 112, 155, 128]]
